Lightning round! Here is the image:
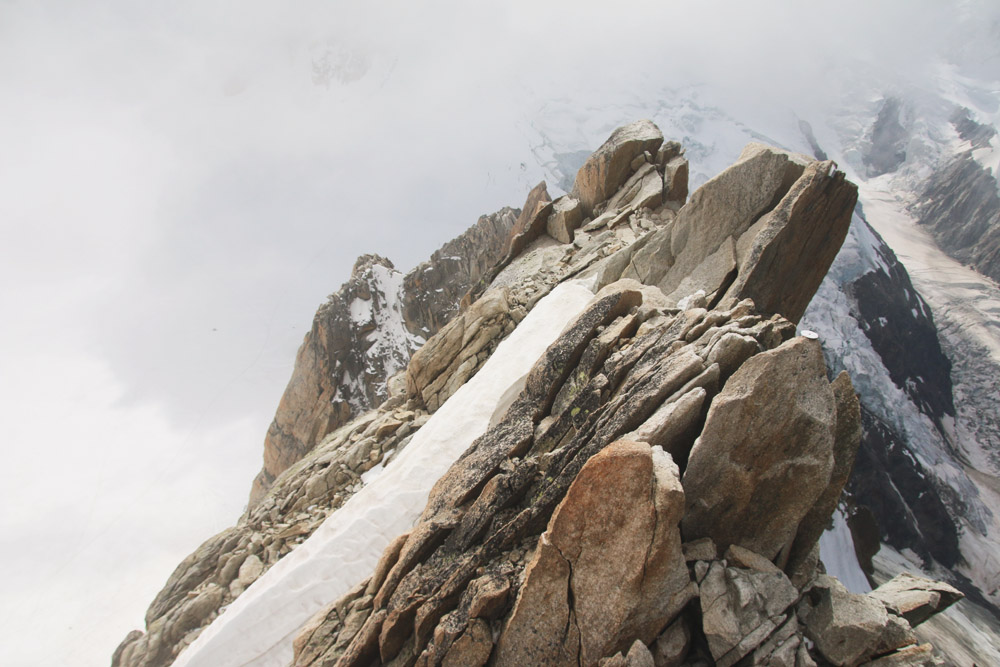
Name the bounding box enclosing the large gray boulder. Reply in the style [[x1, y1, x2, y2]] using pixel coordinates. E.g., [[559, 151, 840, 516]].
[[681, 336, 836, 562], [786, 370, 862, 574], [699, 559, 799, 667], [802, 575, 916, 666]]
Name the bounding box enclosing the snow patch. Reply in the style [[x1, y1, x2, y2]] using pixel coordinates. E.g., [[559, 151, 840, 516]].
[[971, 129, 1000, 184], [170, 282, 597, 667], [348, 296, 371, 326], [676, 290, 707, 310], [364, 264, 426, 382]]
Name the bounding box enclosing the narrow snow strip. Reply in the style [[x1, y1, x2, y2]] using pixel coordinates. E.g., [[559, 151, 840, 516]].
[[171, 282, 596, 667], [818, 507, 871, 594]]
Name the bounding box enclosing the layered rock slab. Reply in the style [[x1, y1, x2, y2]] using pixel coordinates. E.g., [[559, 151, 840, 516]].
[[590, 142, 857, 323], [289, 290, 827, 667]]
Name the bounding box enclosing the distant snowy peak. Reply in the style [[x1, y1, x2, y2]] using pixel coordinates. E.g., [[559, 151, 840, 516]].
[[341, 256, 425, 413]]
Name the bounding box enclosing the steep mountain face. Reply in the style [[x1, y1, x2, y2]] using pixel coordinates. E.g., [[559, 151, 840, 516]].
[[912, 150, 1000, 283], [115, 121, 980, 666], [249, 210, 517, 505], [801, 208, 1000, 617], [801, 209, 964, 570], [401, 210, 517, 336]]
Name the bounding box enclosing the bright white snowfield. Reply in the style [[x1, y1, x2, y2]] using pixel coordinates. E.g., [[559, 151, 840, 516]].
[[170, 282, 596, 667]]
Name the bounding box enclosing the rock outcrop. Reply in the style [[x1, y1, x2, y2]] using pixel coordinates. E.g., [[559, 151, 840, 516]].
[[587, 142, 857, 324], [249, 209, 518, 505], [402, 209, 517, 335], [572, 119, 665, 215], [115, 120, 965, 667], [291, 286, 957, 667]]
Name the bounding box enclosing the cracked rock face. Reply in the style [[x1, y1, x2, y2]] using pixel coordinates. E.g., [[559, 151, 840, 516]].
[[495, 440, 693, 666], [287, 285, 863, 667], [681, 336, 837, 563]]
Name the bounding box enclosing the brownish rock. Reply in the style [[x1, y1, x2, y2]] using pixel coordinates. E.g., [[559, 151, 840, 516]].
[[546, 195, 585, 244], [496, 441, 692, 666], [494, 533, 578, 666], [508, 180, 552, 242], [719, 156, 858, 323], [405, 288, 514, 411], [441, 618, 493, 667], [504, 183, 555, 263], [573, 120, 664, 215]]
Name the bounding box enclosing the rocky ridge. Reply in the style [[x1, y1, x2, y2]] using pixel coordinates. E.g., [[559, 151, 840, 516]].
[[249, 209, 518, 505], [114, 120, 973, 666], [114, 121, 688, 667], [912, 150, 1000, 283]]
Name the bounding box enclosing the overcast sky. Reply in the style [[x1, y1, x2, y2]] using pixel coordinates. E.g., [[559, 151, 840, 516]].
[[0, 1, 997, 665]]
